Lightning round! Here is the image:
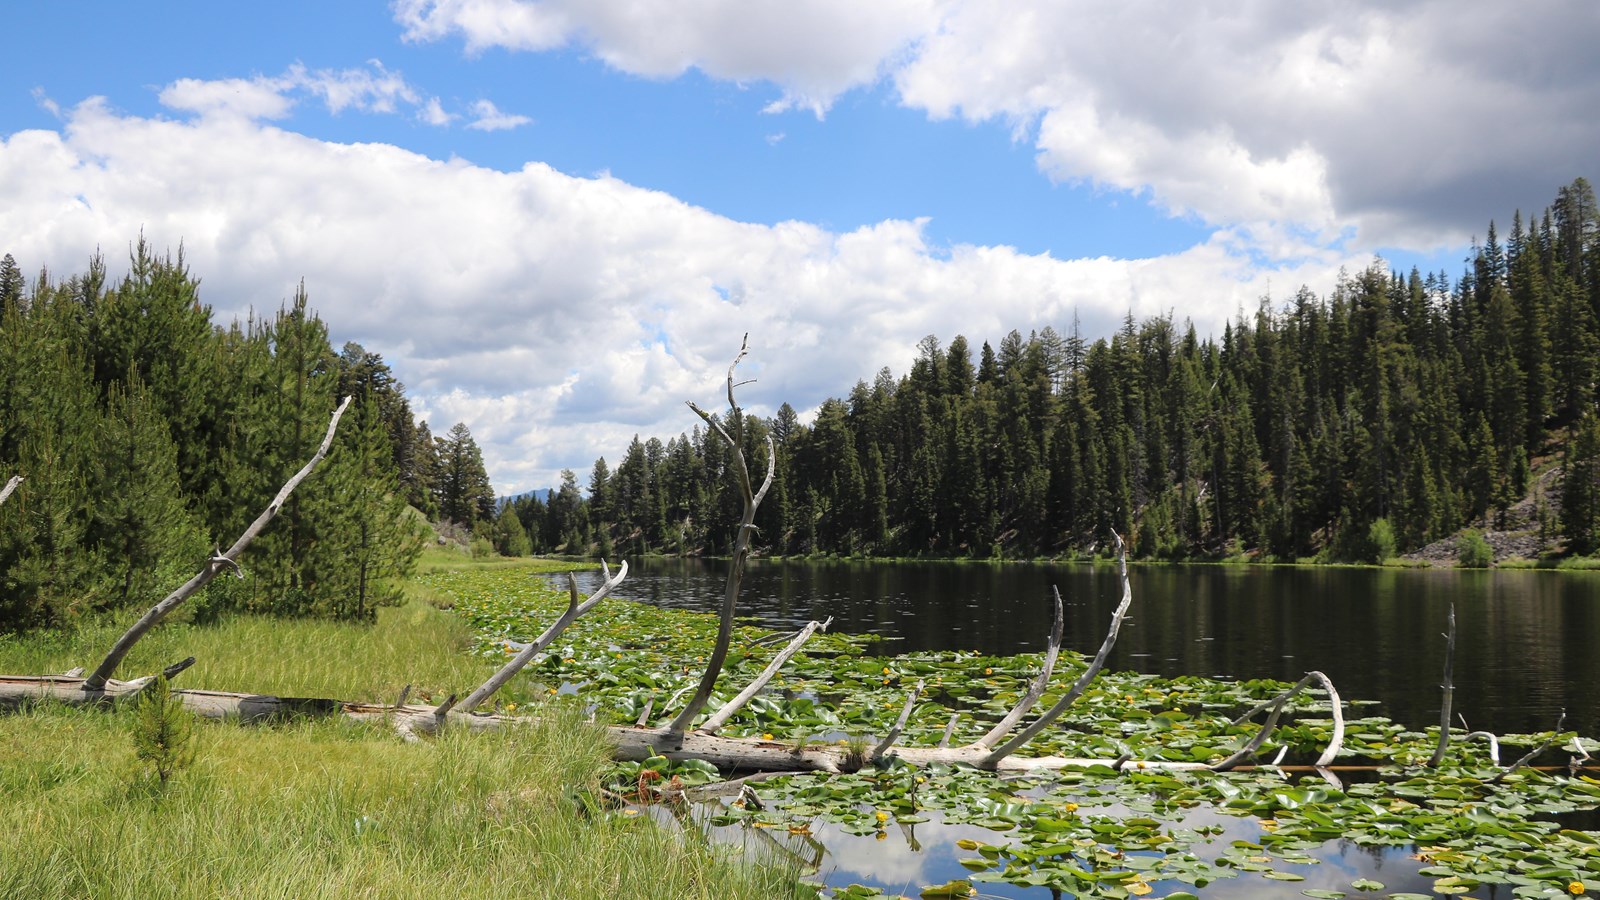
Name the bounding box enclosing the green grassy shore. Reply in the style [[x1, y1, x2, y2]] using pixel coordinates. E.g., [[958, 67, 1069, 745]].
[[0, 556, 794, 900]]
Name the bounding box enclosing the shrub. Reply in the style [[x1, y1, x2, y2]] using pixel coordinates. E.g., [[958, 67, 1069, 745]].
[[132, 674, 196, 785], [1366, 518, 1397, 563], [1456, 529, 1493, 568]]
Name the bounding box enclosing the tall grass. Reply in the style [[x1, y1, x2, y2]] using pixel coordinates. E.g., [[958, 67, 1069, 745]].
[[0, 702, 794, 899], [0, 557, 798, 899], [0, 587, 494, 702]]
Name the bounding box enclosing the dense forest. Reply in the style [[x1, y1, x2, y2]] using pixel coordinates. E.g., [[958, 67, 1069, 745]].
[[512, 178, 1600, 563], [0, 240, 498, 632]]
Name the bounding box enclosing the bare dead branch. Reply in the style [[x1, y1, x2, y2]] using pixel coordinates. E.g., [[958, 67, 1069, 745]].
[[0, 474, 21, 507], [874, 679, 924, 761], [162, 657, 197, 681], [665, 342, 775, 738], [976, 588, 1065, 749], [450, 560, 629, 715], [984, 532, 1133, 768], [1427, 602, 1456, 767], [938, 712, 960, 749], [1491, 712, 1566, 784], [1211, 689, 1295, 772], [1467, 731, 1501, 767], [1226, 670, 1346, 767], [699, 617, 832, 734], [84, 396, 353, 691]]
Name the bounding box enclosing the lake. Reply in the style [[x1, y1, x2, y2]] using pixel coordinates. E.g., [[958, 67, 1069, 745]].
[[566, 558, 1600, 898], [577, 558, 1600, 740]]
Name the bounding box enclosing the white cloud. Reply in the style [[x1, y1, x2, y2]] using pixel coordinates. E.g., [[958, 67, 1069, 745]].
[[159, 76, 297, 121], [394, 0, 944, 116], [419, 96, 456, 126], [0, 101, 1358, 493], [288, 59, 419, 114], [465, 99, 532, 131], [395, 0, 1600, 253], [153, 62, 518, 135]]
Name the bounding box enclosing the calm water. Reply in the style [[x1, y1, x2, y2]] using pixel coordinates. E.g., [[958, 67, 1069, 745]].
[[571, 558, 1600, 898], [582, 558, 1600, 749]]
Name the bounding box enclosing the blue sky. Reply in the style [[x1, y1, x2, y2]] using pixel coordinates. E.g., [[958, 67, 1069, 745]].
[[3, 1, 1594, 491]]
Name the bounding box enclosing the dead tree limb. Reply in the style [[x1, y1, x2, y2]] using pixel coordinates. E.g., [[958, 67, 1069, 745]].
[[874, 679, 924, 760], [975, 588, 1064, 750], [0, 474, 20, 507], [1427, 602, 1456, 767], [1490, 712, 1566, 784], [665, 336, 777, 739], [1210, 670, 1347, 771], [84, 396, 352, 692], [448, 561, 629, 716], [983, 532, 1132, 768], [1224, 670, 1346, 768], [699, 617, 831, 734]]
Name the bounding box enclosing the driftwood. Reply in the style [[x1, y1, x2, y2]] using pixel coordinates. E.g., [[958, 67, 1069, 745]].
[[699, 617, 831, 734], [980, 533, 1134, 768], [84, 397, 352, 691], [449, 563, 629, 716], [0, 474, 20, 507], [664, 335, 776, 740]]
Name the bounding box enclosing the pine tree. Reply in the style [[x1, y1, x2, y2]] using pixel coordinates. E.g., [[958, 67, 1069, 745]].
[[434, 423, 494, 528], [132, 674, 196, 785]]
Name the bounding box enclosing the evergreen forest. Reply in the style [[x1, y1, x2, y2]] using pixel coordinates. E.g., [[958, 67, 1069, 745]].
[[0, 239, 498, 632], [518, 178, 1600, 564]]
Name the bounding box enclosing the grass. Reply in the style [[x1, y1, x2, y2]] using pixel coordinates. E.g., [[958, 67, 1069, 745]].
[[1, 702, 793, 899], [0, 557, 798, 899]]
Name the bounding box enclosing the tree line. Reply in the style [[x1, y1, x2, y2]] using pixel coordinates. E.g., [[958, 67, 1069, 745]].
[[513, 178, 1600, 562], [0, 239, 497, 631]]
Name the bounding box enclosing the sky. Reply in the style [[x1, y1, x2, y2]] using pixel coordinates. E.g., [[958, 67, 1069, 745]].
[[3, 2, 1598, 495]]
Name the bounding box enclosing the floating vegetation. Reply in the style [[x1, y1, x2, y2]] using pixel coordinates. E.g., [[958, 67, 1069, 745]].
[[426, 565, 1600, 898]]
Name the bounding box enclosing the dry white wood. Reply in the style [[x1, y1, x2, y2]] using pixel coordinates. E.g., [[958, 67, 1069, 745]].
[[1225, 670, 1346, 767], [938, 712, 960, 748], [1466, 730, 1502, 766], [873, 679, 923, 760], [666, 337, 777, 738], [1491, 712, 1565, 783], [1211, 689, 1294, 771], [1427, 602, 1457, 767], [84, 396, 352, 691], [983, 533, 1133, 768], [975, 588, 1064, 749], [449, 561, 629, 715], [698, 617, 831, 734], [0, 475, 21, 507]]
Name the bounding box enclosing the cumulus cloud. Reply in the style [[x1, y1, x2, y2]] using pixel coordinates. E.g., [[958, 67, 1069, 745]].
[[0, 101, 1358, 493], [393, 0, 943, 116], [395, 0, 1600, 253], [465, 99, 532, 131]]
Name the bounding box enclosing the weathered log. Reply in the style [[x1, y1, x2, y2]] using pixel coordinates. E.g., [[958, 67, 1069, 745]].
[[84, 396, 352, 691], [666, 336, 776, 739]]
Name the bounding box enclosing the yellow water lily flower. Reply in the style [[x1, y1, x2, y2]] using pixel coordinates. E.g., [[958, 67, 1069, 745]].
[[1570, 883, 1585, 896], [874, 810, 889, 823]]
